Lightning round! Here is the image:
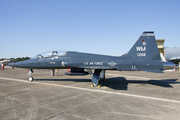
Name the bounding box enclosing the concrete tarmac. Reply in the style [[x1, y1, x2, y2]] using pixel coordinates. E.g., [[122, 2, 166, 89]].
[[0, 66, 180, 120]]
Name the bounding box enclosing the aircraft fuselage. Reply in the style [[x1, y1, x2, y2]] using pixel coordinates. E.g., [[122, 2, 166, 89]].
[[12, 51, 167, 72]]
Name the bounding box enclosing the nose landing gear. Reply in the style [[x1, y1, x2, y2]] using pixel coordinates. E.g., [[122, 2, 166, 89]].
[[28, 76, 34, 81], [28, 69, 34, 82]]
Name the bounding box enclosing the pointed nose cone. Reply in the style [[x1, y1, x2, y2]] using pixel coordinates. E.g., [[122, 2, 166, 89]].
[[11, 62, 19, 67], [10, 59, 33, 68], [11, 61, 25, 68]]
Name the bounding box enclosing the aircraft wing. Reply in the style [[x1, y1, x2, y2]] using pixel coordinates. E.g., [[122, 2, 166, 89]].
[[169, 57, 180, 61], [142, 70, 164, 73]]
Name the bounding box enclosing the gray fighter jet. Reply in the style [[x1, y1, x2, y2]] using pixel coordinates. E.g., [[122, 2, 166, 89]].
[[164, 47, 180, 64], [11, 31, 174, 87]]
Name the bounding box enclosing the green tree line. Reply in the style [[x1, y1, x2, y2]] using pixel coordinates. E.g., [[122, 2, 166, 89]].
[[0, 57, 30, 62]]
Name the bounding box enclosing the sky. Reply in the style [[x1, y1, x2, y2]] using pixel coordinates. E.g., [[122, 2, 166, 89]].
[[0, 0, 180, 58]]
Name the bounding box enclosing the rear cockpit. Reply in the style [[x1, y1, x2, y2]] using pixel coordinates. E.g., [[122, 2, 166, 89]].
[[31, 51, 67, 59]]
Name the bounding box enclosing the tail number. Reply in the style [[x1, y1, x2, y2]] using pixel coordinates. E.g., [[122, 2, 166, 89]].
[[137, 53, 146, 57], [136, 47, 146, 51]]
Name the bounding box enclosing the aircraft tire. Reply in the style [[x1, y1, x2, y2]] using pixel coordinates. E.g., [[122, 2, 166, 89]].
[[28, 76, 33, 82], [91, 83, 101, 87], [97, 84, 102, 87]]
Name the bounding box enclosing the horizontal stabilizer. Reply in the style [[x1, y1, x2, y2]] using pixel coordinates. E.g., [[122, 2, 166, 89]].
[[144, 70, 163, 73]]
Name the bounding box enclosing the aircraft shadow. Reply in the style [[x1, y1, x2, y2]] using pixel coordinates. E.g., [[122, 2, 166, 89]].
[[35, 77, 179, 90], [35, 78, 91, 82], [101, 77, 179, 90]]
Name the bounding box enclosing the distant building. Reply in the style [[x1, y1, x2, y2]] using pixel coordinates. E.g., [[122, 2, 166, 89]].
[[156, 39, 180, 65], [156, 39, 165, 54]]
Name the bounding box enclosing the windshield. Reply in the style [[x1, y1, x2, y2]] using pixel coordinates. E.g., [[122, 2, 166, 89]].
[[31, 51, 67, 59]]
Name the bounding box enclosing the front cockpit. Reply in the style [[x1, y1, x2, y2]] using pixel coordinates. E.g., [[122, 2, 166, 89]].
[[11, 51, 68, 69], [31, 51, 67, 59]]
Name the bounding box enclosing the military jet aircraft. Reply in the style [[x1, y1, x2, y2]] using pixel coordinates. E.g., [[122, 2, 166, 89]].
[[11, 31, 174, 87], [164, 47, 180, 64]]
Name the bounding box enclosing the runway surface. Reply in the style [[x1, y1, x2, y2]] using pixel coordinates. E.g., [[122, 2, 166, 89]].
[[0, 66, 180, 120]]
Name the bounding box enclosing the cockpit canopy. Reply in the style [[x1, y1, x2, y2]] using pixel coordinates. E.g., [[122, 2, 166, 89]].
[[31, 51, 67, 59]]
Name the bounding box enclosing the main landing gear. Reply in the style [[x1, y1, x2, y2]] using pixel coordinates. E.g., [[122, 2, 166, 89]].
[[28, 69, 34, 82], [91, 84, 102, 87], [91, 69, 105, 87]]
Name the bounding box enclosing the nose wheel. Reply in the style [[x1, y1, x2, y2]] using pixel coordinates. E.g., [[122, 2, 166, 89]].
[[28, 76, 34, 82], [28, 69, 34, 82]]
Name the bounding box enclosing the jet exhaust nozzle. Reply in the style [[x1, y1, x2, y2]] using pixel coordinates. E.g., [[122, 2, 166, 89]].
[[163, 62, 174, 70]]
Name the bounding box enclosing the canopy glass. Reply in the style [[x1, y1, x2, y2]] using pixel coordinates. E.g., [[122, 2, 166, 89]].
[[31, 51, 67, 59]]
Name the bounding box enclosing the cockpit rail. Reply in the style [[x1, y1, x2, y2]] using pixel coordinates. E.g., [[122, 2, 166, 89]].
[[31, 51, 67, 59]]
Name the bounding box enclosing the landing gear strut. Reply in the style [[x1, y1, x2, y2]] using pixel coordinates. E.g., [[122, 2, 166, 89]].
[[28, 69, 34, 82], [99, 70, 106, 81], [51, 69, 55, 76], [91, 69, 105, 87]]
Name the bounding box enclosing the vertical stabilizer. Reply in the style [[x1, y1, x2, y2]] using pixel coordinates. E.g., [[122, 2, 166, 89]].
[[123, 31, 161, 61]]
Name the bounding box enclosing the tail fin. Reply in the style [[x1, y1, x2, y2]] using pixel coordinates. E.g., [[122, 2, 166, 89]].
[[123, 31, 161, 61]]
